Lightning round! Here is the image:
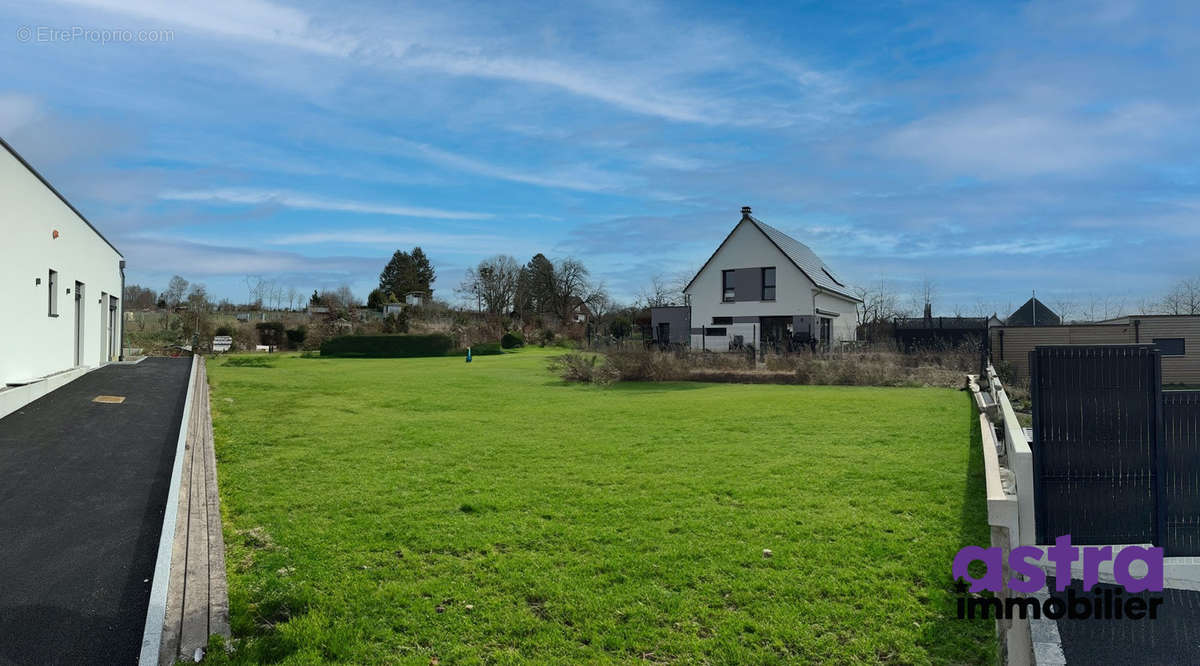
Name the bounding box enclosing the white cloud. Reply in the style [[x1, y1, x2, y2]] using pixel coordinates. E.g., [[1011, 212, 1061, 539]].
[[0, 94, 40, 134], [120, 236, 376, 276], [47, 0, 845, 127], [53, 0, 355, 55], [158, 188, 492, 220], [883, 99, 1177, 177], [394, 139, 628, 192]]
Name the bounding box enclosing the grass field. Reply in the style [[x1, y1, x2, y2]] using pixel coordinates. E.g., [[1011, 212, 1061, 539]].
[[207, 348, 991, 664]]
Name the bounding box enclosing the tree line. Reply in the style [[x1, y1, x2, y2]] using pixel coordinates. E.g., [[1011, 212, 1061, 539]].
[[458, 253, 606, 326]]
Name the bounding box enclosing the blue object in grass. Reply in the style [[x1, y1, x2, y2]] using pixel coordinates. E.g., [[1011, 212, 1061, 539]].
[[465, 347, 472, 363]]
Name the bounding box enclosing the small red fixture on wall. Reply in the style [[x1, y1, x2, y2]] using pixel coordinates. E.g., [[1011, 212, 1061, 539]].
[[52, 229, 59, 239]]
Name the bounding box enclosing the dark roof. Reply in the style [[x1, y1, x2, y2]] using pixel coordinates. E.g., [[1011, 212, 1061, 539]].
[[685, 211, 860, 302], [1007, 297, 1060, 326], [0, 135, 123, 258], [894, 316, 990, 330]]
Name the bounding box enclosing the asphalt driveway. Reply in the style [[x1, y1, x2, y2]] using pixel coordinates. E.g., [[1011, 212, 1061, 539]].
[[0, 358, 191, 665]]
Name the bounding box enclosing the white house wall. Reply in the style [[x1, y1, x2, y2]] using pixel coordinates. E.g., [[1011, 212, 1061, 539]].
[[1, 144, 123, 385], [814, 291, 858, 344]]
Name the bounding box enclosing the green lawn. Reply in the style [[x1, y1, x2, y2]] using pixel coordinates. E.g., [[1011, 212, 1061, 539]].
[[207, 348, 991, 664]]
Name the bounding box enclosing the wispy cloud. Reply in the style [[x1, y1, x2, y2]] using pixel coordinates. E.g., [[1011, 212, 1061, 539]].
[[0, 93, 39, 134], [268, 228, 511, 250], [883, 95, 1179, 177], [49, 0, 845, 127], [53, 0, 355, 55], [158, 188, 493, 220], [394, 139, 628, 192]]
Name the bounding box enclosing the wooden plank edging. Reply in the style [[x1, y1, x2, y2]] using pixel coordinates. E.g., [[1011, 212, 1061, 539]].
[[141, 357, 231, 664], [139, 355, 199, 664]]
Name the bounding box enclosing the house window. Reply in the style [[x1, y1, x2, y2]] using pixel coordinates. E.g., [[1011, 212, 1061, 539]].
[[48, 269, 58, 316], [1154, 338, 1185, 356], [704, 327, 727, 336], [712, 316, 733, 325], [722, 270, 734, 302], [761, 267, 776, 300]]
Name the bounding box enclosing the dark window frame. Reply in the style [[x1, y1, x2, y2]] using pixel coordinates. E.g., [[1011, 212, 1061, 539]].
[[711, 316, 733, 325], [761, 266, 776, 301], [1153, 338, 1186, 356], [48, 269, 59, 317], [721, 270, 734, 302], [704, 327, 727, 336]]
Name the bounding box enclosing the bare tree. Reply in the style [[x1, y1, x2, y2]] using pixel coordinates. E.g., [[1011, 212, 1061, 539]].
[[1079, 293, 1127, 322], [907, 275, 937, 316], [638, 274, 685, 308], [1049, 297, 1077, 324], [1161, 277, 1200, 315], [458, 255, 522, 316], [550, 258, 604, 323], [184, 284, 211, 340], [854, 278, 907, 327], [163, 275, 189, 307]]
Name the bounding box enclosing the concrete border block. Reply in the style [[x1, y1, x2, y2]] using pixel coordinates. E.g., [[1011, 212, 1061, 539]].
[[138, 355, 199, 664]]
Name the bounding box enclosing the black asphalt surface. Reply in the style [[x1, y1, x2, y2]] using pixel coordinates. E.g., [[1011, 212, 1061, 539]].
[[1049, 578, 1200, 664], [0, 358, 191, 665]]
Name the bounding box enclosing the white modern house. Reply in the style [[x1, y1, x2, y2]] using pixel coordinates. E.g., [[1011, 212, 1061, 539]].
[[1, 136, 124, 392], [653, 206, 860, 351]]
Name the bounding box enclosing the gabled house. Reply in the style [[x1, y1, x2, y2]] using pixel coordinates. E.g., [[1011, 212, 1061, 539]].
[[570, 297, 592, 325], [653, 206, 861, 351]]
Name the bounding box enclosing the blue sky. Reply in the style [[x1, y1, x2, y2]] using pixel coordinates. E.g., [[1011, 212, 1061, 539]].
[[2, 0, 1198, 316]]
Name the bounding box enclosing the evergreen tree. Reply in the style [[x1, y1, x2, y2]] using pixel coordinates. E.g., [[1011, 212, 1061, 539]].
[[379, 246, 437, 299]]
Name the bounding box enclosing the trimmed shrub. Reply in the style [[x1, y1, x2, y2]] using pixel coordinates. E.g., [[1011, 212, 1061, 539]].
[[256, 321, 285, 346], [214, 325, 235, 337], [320, 334, 456, 358], [501, 331, 525, 349], [285, 326, 307, 349]]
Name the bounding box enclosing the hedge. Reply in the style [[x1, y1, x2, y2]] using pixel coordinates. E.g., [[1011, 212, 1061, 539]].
[[320, 335, 506, 358], [320, 334, 456, 358], [501, 331, 525, 349]]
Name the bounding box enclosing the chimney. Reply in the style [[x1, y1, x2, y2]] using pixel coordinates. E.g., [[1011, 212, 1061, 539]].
[[741, 206, 752, 217]]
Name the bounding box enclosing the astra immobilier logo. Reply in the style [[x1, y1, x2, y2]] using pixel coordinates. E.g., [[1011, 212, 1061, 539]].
[[952, 535, 1165, 620]]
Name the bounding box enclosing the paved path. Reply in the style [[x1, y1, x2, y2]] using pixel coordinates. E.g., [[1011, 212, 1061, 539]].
[[0, 358, 191, 665], [1048, 578, 1200, 664]]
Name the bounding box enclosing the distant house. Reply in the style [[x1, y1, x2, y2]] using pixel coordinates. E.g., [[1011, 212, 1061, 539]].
[[382, 303, 405, 316], [1006, 297, 1060, 327], [653, 206, 861, 351], [570, 297, 592, 325], [404, 291, 427, 307]]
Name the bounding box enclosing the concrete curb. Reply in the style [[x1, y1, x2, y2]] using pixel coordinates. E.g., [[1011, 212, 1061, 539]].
[[1031, 592, 1066, 665], [138, 355, 199, 664], [0, 365, 97, 420]]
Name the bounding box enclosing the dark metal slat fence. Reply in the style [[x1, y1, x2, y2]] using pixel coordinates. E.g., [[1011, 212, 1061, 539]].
[[1030, 346, 1165, 547]]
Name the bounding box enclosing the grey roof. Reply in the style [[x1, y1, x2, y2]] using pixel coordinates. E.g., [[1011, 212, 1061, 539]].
[[1006, 297, 1060, 327], [685, 212, 860, 302], [749, 216, 857, 300]]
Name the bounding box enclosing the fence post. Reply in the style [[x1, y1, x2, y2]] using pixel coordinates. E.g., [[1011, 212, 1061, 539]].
[[1029, 348, 1043, 545], [1153, 349, 1167, 549]]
